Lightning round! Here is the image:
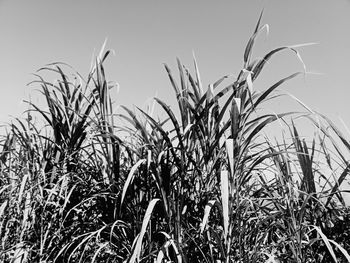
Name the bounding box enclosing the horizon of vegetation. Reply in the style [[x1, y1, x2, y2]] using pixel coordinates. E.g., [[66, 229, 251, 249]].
[[0, 12, 350, 262]]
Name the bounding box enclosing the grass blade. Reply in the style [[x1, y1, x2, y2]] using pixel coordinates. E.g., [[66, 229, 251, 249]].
[[120, 159, 146, 209], [200, 200, 217, 234], [128, 199, 160, 263], [220, 170, 229, 243]]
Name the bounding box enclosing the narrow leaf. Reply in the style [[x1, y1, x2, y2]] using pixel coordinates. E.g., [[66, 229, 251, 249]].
[[128, 199, 160, 263], [220, 170, 230, 243], [120, 159, 146, 208], [200, 200, 217, 234]]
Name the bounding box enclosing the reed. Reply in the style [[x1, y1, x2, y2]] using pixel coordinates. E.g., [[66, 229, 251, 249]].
[[0, 12, 349, 263]]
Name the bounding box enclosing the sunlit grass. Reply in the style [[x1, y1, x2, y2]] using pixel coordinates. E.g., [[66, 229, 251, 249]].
[[0, 12, 350, 263]]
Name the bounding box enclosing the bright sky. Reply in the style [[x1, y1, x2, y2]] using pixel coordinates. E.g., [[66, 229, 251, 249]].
[[1, 0, 350, 132]]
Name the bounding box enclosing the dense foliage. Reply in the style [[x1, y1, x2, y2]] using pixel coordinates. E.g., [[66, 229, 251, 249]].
[[1, 14, 350, 262]]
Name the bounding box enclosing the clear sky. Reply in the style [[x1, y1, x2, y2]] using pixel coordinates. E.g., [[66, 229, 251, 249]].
[[1, 0, 350, 132]]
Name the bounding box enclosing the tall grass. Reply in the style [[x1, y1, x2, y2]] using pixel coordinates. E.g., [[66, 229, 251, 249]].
[[0, 13, 350, 262]]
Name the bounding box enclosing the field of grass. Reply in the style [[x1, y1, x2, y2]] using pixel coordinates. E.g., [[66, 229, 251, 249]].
[[0, 13, 350, 262]]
